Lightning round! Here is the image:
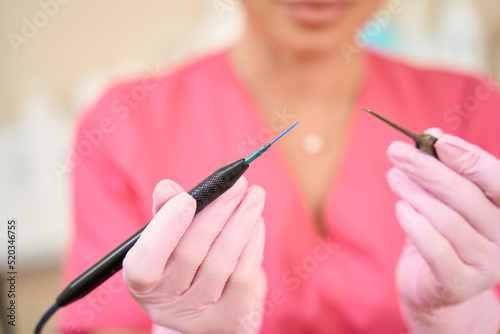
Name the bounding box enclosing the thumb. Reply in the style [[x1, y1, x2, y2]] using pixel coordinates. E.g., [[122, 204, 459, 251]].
[[435, 134, 500, 206], [152, 180, 185, 215]]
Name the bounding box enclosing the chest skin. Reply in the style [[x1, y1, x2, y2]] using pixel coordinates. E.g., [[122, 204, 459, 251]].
[[268, 104, 354, 225]]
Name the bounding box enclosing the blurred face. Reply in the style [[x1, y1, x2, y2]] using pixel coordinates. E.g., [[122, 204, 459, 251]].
[[242, 0, 384, 55]]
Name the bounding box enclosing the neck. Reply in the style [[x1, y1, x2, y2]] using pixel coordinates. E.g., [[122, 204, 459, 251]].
[[228, 28, 365, 111]]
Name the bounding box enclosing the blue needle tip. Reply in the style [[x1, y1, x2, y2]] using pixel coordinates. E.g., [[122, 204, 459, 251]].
[[270, 121, 299, 145], [245, 121, 299, 164]]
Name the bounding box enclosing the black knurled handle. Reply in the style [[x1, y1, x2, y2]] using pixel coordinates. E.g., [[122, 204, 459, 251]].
[[188, 159, 249, 213]]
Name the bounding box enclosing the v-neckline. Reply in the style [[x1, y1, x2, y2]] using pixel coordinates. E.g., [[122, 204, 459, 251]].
[[220, 50, 373, 236]]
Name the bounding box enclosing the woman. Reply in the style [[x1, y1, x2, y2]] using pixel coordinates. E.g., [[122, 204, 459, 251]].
[[60, 0, 500, 333]]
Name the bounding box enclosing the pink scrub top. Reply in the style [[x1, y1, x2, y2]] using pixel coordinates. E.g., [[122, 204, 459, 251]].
[[59, 50, 500, 333]]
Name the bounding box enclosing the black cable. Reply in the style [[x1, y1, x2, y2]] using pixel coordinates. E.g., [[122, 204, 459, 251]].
[[34, 303, 59, 334]]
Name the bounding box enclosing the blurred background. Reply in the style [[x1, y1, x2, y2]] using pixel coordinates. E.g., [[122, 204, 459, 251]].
[[0, 0, 499, 332]]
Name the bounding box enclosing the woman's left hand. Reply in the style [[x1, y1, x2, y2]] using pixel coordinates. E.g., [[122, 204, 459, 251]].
[[386, 130, 500, 333]]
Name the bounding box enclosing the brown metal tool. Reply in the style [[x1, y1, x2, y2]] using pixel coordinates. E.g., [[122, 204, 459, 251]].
[[364, 108, 439, 159]]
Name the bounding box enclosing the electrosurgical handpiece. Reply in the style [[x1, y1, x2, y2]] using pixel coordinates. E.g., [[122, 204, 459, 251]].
[[34, 121, 298, 334], [364, 109, 439, 159]]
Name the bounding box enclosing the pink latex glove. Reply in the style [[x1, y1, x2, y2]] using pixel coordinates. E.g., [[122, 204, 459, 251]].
[[386, 130, 500, 334], [122, 177, 267, 334]]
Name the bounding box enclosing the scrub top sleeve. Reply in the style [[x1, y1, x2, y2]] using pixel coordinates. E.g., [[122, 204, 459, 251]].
[[58, 87, 152, 333], [479, 76, 500, 159], [486, 84, 500, 301]]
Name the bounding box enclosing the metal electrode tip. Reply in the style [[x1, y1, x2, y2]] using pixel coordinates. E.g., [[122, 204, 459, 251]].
[[363, 108, 439, 159]]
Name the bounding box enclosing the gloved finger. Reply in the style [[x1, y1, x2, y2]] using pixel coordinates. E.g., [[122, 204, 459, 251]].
[[152, 325, 183, 334], [394, 200, 466, 287], [236, 268, 268, 334], [435, 134, 500, 207], [387, 141, 500, 242], [423, 127, 444, 139], [157, 177, 248, 297], [253, 268, 268, 311], [123, 192, 196, 292], [152, 179, 185, 215], [395, 238, 427, 303], [217, 218, 266, 319], [187, 185, 265, 306], [387, 167, 493, 267]]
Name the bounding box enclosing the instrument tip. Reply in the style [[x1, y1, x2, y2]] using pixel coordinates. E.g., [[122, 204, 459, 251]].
[[364, 108, 423, 144], [270, 121, 299, 145], [244, 121, 299, 164]]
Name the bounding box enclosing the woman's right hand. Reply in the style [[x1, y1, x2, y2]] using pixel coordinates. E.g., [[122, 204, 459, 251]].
[[122, 178, 267, 334]]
